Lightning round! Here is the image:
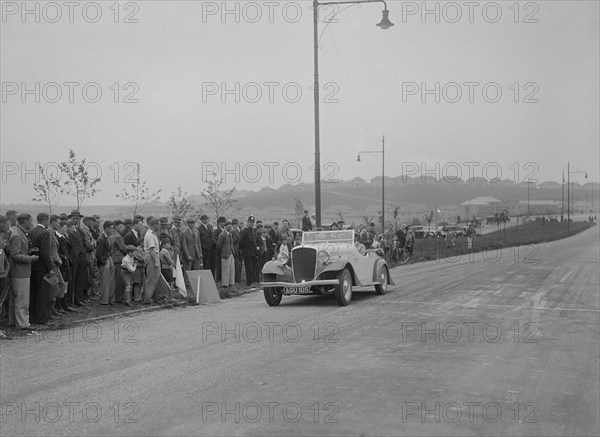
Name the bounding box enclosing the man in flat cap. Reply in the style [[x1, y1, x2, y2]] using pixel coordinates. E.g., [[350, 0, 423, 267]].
[[66, 210, 86, 307], [212, 216, 226, 282], [123, 218, 133, 235], [198, 215, 214, 277], [8, 214, 38, 332], [231, 219, 242, 283], [216, 221, 235, 298], [186, 217, 203, 270], [29, 212, 56, 325], [110, 220, 128, 303], [302, 210, 313, 232], [239, 215, 259, 288]]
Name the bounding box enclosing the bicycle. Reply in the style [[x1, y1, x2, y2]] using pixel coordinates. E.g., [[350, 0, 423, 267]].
[[391, 241, 411, 265]]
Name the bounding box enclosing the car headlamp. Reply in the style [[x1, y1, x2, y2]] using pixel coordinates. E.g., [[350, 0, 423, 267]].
[[318, 250, 330, 264]]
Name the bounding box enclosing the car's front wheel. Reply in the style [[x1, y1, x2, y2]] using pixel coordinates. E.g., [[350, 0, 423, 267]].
[[263, 274, 282, 307], [334, 269, 353, 306]]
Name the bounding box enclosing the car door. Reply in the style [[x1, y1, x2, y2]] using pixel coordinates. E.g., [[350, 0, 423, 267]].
[[348, 245, 374, 284]]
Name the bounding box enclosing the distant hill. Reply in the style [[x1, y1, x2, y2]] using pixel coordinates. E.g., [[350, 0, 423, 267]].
[[3, 178, 598, 226]]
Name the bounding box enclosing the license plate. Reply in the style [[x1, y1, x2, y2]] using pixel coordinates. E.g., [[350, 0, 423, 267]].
[[285, 286, 310, 295]]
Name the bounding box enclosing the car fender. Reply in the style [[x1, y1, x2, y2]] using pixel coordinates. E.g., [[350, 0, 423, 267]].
[[262, 260, 288, 276], [372, 259, 395, 285]]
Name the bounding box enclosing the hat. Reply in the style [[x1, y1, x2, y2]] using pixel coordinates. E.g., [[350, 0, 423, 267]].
[[200, 214, 209, 220], [304, 210, 309, 214], [0, 215, 7, 223], [172, 215, 182, 223], [224, 221, 232, 226], [125, 245, 137, 252], [59, 213, 68, 220], [186, 217, 196, 223], [247, 215, 255, 223], [159, 217, 168, 223], [113, 219, 124, 226], [123, 218, 133, 225], [331, 221, 338, 227], [16, 213, 31, 221], [231, 219, 238, 225], [217, 216, 226, 224], [160, 234, 172, 243], [134, 215, 145, 221], [69, 209, 82, 218]]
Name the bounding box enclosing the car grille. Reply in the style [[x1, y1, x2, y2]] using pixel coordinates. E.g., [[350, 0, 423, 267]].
[[292, 247, 316, 283]]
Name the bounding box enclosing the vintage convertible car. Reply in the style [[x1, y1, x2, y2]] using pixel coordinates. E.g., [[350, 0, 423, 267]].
[[260, 230, 394, 306]]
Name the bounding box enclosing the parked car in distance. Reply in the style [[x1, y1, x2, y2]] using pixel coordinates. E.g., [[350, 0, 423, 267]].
[[260, 230, 394, 306], [411, 225, 425, 238]]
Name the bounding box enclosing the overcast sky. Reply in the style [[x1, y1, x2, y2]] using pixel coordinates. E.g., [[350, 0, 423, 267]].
[[1, 0, 598, 206]]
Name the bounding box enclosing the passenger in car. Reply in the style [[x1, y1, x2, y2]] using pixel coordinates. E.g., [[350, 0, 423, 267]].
[[353, 233, 366, 255]]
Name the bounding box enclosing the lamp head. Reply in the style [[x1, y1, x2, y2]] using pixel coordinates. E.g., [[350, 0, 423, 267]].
[[376, 9, 394, 29]]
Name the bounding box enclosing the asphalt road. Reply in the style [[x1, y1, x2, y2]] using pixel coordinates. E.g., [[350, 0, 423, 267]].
[[1, 226, 599, 436]]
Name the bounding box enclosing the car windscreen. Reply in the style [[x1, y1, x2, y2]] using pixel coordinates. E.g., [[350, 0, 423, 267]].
[[303, 230, 354, 244]]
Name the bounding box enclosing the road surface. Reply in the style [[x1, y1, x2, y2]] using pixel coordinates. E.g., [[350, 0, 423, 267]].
[[1, 226, 598, 436]]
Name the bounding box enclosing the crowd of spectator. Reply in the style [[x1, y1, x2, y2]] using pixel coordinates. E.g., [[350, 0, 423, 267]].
[[0, 208, 330, 338]]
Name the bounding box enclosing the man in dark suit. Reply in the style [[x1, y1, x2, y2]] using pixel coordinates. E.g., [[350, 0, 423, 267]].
[[198, 215, 214, 277], [29, 212, 56, 325], [216, 221, 235, 298], [302, 210, 313, 232], [239, 216, 259, 288], [67, 210, 85, 306], [187, 218, 203, 270], [97, 221, 116, 305], [268, 221, 280, 253], [212, 216, 225, 282], [231, 219, 242, 283], [180, 219, 197, 271], [124, 218, 142, 247]]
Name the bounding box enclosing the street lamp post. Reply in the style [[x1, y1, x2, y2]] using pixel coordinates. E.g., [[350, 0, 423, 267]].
[[313, 0, 393, 228], [357, 135, 385, 232], [567, 161, 588, 231]]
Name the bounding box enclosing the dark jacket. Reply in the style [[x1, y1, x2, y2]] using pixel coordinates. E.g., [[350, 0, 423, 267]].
[[96, 233, 112, 267], [302, 216, 312, 232], [268, 228, 279, 252], [57, 233, 72, 281], [124, 229, 141, 247], [198, 223, 214, 250], [239, 227, 258, 258], [29, 224, 54, 274], [110, 232, 128, 264]]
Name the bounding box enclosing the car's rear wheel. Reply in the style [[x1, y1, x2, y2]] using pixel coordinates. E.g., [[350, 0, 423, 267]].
[[375, 266, 389, 295], [263, 274, 282, 307], [334, 269, 352, 306]]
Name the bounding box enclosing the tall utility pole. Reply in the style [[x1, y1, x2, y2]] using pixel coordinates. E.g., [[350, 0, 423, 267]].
[[567, 161, 570, 231], [561, 170, 564, 221]]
